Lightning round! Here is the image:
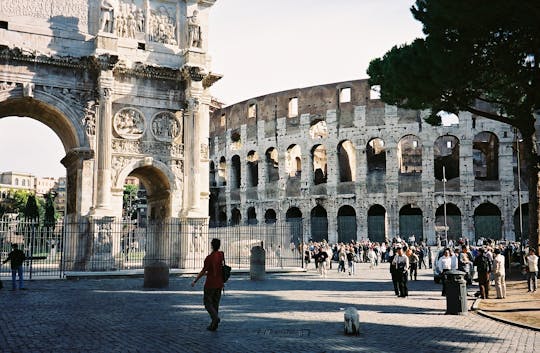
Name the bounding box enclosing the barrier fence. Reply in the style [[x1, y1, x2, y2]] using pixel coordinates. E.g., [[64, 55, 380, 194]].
[[0, 216, 303, 279]]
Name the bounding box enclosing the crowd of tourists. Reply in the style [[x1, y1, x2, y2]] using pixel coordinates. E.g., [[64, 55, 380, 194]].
[[299, 236, 539, 298]]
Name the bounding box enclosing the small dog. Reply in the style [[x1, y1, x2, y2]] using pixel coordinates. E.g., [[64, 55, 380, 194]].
[[344, 307, 360, 335]]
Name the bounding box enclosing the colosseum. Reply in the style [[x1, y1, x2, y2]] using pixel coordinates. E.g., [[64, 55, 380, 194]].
[[208, 79, 528, 246]]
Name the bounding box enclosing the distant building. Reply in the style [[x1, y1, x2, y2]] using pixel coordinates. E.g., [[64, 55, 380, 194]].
[[53, 177, 67, 218], [35, 177, 57, 196]]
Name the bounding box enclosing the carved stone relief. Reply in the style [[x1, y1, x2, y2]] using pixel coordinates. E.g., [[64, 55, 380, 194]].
[[0, 82, 17, 91], [187, 10, 202, 48], [200, 143, 208, 160], [82, 101, 97, 136], [112, 139, 184, 158], [151, 111, 182, 142], [0, 0, 88, 26], [149, 4, 177, 45], [171, 159, 184, 181], [116, 0, 145, 38], [113, 108, 146, 140], [111, 155, 133, 185]]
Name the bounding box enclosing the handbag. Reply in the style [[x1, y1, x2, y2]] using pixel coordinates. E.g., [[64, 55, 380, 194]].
[[222, 259, 232, 283]]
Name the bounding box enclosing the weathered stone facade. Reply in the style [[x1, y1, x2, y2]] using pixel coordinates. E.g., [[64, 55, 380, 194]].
[[209, 79, 532, 245], [0, 0, 219, 220]]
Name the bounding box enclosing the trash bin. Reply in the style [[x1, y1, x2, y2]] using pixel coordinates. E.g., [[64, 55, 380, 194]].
[[250, 245, 266, 280], [444, 270, 468, 315], [144, 261, 169, 288]]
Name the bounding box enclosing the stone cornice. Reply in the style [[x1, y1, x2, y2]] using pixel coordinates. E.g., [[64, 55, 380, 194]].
[[114, 62, 184, 81], [203, 72, 222, 89], [0, 45, 98, 70], [182, 66, 205, 82]]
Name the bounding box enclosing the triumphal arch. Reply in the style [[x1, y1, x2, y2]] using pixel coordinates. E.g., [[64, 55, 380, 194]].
[[0, 0, 220, 271]]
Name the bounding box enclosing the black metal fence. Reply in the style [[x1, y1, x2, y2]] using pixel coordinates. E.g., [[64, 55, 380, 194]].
[[0, 215, 303, 279]]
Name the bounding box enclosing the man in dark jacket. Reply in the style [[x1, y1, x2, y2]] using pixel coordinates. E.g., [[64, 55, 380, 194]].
[[473, 248, 491, 299], [2, 243, 26, 290]]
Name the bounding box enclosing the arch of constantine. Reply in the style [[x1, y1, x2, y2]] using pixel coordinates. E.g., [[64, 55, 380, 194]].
[[0, 0, 220, 271]]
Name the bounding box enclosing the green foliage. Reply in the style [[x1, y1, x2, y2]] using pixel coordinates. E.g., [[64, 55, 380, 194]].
[[44, 192, 57, 228], [123, 184, 139, 220], [24, 194, 40, 220], [368, 0, 540, 251], [367, 0, 540, 128]]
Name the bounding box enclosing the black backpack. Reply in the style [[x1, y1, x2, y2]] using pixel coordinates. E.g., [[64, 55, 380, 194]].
[[476, 255, 491, 272]]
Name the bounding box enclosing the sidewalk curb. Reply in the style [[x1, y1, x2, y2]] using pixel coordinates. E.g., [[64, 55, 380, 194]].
[[471, 298, 540, 332]]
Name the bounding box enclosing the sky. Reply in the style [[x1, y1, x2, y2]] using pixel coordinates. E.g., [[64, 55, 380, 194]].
[[0, 0, 423, 178]]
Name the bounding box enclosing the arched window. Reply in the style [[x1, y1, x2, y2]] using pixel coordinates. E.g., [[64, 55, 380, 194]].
[[473, 132, 499, 185], [434, 135, 460, 192], [399, 205, 423, 241], [338, 140, 355, 182], [310, 205, 328, 242], [231, 155, 241, 189], [247, 151, 259, 187], [265, 148, 279, 182], [337, 205, 356, 243], [312, 145, 327, 185], [474, 203, 502, 241], [368, 205, 386, 243]]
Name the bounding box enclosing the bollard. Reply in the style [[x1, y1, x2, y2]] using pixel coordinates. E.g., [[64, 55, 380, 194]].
[[444, 270, 468, 315], [144, 261, 169, 288], [250, 245, 266, 280]]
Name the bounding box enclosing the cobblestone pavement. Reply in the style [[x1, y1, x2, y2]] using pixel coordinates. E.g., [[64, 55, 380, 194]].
[[1, 263, 539, 353]]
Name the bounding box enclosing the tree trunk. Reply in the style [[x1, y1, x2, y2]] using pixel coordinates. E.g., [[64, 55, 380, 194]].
[[520, 122, 540, 255]]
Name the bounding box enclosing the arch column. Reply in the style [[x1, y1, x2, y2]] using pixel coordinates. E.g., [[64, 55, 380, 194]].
[[94, 80, 114, 214], [60, 147, 95, 216]]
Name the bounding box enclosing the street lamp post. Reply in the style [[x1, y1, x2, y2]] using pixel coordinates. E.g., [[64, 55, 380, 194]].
[[515, 128, 524, 254], [443, 166, 448, 247]]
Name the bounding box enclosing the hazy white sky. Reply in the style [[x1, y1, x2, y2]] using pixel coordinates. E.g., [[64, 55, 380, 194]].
[[0, 0, 423, 178]]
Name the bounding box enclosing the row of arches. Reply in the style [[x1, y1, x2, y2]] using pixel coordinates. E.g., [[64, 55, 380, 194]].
[[211, 131, 517, 192], [215, 203, 529, 243]]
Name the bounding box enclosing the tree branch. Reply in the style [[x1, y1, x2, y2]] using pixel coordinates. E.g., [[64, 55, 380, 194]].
[[464, 106, 515, 126]]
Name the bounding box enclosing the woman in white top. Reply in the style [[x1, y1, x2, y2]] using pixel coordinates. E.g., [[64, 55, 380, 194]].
[[525, 248, 538, 292], [437, 248, 457, 296]]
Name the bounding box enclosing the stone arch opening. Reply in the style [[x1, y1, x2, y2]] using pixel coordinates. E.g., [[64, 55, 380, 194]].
[[434, 135, 460, 192], [338, 140, 356, 182], [123, 165, 172, 221], [265, 209, 277, 224], [337, 205, 356, 243], [285, 206, 303, 245], [286, 144, 302, 177], [209, 161, 216, 187], [474, 203, 502, 241], [435, 203, 462, 241], [473, 132, 499, 191], [247, 151, 259, 187], [231, 207, 241, 226], [286, 145, 302, 197], [368, 205, 386, 243], [0, 98, 92, 216], [399, 204, 423, 240], [398, 135, 422, 193], [247, 206, 257, 224], [310, 205, 328, 242], [218, 156, 227, 186], [265, 147, 279, 182], [311, 144, 327, 185], [231, 155, 241, 189], [513, 203, 529, 244], [366, 138, 386, 193]]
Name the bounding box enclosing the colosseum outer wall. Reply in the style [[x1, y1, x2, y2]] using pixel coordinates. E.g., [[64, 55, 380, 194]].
[[209, 79, 528, 245]]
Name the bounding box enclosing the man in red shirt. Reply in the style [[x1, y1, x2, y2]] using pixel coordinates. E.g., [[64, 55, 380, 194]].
[[191, 238, 224, 331]]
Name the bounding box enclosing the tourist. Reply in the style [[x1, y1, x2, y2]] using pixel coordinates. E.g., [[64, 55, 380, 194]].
[[191, 238, 224, 331], [525, 248, 538, 293], [407, 246, 419, 281], [346, 246, 355, 275], [437, 248, 456, 296], [458, 245, 474, 285], [2, 243, 26, 291], [473, 248, 492, 299], [391, 246, 409, 297], [338, 246, 347, 273], [492, 248, 506, 299]]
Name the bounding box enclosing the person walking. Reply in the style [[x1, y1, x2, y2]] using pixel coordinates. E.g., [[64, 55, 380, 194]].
[[525, 248, 538, 293], [492, 248, 506, 299], [191, 238, 224, 331], [2, 243, 26, 291], [407, 246, 419, 281], [392, 246, 409, 298]]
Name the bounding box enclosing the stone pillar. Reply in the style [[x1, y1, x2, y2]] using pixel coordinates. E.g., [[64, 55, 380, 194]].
[[60, 148, 95, 216], [95, 81, 114, 213]]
